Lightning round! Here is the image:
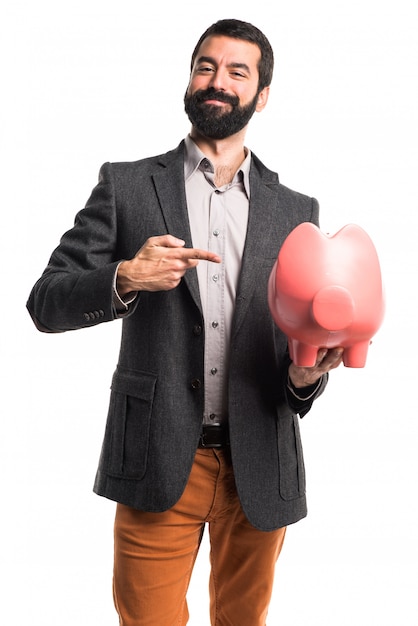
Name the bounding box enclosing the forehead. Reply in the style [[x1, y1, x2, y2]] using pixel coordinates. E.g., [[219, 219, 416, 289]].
[[193, 35, 261, 72]]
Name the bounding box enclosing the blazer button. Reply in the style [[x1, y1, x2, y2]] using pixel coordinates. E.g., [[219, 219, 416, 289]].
[[191, 378, 202, 390], [193, 324, 202, 336]]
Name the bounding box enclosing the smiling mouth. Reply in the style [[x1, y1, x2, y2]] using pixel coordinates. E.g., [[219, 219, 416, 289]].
[[201, 95, 235, 107], [203, 99, 230, 106]]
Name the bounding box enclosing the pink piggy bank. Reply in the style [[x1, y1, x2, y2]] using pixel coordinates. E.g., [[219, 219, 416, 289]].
[[268, 223, 384, 368]]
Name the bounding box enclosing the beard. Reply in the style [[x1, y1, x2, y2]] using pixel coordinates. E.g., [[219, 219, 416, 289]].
[[184, 87, 259, 139]]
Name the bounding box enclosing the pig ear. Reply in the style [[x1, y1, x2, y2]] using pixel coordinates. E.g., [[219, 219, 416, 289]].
[[281, 222, 325, 259], [277, 223, 325, 288], [334, 224, 384, 286]]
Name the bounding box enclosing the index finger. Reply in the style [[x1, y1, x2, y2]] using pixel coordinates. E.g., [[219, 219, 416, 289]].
[[316, 347, 344, 372], [180, 247, 222, 263]]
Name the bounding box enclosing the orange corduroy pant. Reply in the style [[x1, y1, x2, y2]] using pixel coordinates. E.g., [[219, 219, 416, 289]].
[[113, 447, 286, 625]]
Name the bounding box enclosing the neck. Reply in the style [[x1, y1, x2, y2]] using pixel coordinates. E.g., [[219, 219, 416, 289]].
[[190, 127, 247, 186]]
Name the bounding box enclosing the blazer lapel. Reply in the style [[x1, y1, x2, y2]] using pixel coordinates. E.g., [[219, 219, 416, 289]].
[[151, 144, 202, 312], [232, 162, 280, 338]]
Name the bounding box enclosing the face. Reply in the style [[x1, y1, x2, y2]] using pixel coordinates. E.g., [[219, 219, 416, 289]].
[[184, 35, 269, 140]]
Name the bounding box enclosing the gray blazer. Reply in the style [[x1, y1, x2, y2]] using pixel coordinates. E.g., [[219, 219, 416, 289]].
[[27, 141, 327, 531]]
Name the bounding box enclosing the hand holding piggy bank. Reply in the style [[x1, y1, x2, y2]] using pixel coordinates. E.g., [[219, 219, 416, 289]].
[[268, 223, 385, 367]]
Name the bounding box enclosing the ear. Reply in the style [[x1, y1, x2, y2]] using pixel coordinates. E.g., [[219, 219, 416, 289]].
[[255, 86, 270, 112]]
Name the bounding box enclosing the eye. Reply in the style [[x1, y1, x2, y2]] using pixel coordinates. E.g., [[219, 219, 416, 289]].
[[197, 65, 215, 74]]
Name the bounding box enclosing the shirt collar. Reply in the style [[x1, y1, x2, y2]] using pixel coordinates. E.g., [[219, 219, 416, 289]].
[[184, 134, 251, 197]]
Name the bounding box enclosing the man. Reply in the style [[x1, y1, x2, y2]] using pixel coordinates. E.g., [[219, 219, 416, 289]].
[[27, 18, 343, 626]]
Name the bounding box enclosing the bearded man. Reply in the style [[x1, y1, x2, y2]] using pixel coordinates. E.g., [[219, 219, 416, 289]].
[[27, 18, 343, 626]]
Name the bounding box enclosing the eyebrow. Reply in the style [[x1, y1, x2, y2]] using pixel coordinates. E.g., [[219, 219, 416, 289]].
[[196, 56, 252, 74]]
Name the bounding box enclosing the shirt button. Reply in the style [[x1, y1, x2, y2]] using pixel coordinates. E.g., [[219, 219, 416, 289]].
[[211, 368, 218, 375], [210, 413, 216, 421], [213, 229, 220, 237], [212, 274, 219, 283], [211, 321, 219, 329]]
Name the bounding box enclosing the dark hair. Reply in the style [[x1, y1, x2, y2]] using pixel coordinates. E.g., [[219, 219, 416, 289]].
[[190, 19, 274, 92]]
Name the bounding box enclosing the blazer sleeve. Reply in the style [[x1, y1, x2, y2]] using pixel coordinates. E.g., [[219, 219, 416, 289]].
[[285, 372, 328, 418], [26, 162, 135, 333]]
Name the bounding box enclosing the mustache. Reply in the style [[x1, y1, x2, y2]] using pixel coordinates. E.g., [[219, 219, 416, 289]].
[[193, 88, 239, 107]]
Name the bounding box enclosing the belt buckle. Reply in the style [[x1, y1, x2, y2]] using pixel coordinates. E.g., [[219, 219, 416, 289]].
[[199, 424, 227, 448]]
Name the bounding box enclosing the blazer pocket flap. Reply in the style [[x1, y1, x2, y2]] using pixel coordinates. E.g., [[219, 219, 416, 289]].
[[111, 368, 157, 399]]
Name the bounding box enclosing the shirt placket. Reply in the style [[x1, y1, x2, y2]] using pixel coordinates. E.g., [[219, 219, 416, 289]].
[[204, 186, 226, 425]]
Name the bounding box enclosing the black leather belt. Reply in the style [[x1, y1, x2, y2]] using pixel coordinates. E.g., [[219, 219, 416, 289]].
[[198, 424, 230, 448]]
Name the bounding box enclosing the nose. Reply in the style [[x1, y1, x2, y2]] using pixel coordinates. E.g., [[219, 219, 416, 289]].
[[208, 68, 226, 91]]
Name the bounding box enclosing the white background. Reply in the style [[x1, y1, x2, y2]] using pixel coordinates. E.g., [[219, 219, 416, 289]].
[[2, 0, 417, 624]]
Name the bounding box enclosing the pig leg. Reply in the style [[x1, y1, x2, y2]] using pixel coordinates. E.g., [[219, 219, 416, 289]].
[[288, 338, 319, 367], [342, 340, 371, 368]]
